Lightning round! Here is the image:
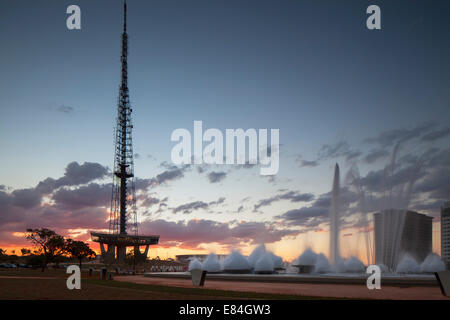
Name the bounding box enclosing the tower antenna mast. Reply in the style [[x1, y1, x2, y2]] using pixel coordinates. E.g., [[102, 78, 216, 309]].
[[109, 0, 138, 236]]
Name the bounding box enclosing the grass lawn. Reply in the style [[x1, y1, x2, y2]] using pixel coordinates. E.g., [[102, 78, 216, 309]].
[[0, 269, 328, 300]]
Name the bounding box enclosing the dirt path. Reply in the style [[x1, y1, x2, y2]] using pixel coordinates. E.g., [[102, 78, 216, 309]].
[[115, 275, 449, 300]]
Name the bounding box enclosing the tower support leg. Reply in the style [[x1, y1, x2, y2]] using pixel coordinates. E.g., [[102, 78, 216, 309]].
[[100, 243, 106, 256], [142, 245, 149, 258], [117, 245, 126, 263], [106, 244, 116, 264], [99, 244, 116, 264], [133, 245, 141, 259]]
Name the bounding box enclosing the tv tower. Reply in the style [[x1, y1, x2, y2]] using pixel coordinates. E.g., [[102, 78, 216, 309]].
[[91, 1, 159, 264], [109, 0, 137, 236]]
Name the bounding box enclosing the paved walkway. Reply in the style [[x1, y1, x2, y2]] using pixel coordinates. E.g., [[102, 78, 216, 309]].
[[0, 276, 58, 279], [115, 275, 449, 300]]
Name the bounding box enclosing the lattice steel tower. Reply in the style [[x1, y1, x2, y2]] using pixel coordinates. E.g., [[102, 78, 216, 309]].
[[109, 0, 138, 236], [90, 1, 159, 264]]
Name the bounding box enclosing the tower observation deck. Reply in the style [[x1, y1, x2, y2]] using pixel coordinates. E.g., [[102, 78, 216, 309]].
[[90, 1, 159, 264]]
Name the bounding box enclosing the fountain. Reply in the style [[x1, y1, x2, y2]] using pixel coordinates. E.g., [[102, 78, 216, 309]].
[[222, 251, 252, 273], [254, 253, 275, 274], [188, 259, 202, 271], [347, 164, 373, 265], [290, 146, 442, 275], [329, 163, 340, 265], [144, 146, 445, 290], [201, 253, 222, 273]]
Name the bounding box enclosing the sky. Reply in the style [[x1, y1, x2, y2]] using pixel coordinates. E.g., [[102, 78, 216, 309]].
[[0, 0, 449, 263]]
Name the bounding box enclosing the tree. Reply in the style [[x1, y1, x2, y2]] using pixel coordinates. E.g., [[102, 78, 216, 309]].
[[0, 248, 6, 262], [21, 248, 31, 256], [64, 239, 96, 269], [25, 228, 65, 271]]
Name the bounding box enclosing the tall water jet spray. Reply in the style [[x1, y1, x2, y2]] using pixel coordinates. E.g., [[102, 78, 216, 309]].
[[329, 163, 340, 265], [347, 164, 373, 265], [384, 143, 400, 209]]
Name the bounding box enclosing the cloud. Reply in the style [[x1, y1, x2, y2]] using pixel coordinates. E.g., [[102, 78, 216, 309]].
[[139, 219, 298, 248], [196, 165, 207, 174], [277, 204, 329, 228], [0, 161, 111, 231], [33, 206, 109, 231], [135, 177, 154, 191], [0, 191, 27, 225], [254, 190, 314, 211], [261, 175, 277, 185], [155, 167, 186, 184], [298, 159, 319, 167], [283, 125, 450, 231], [297, 122, 448, 169], [135, 165, 189, 191], [410, 200, 446, 212], [364, 122, 434, 148], [207, 171, 227, 183], [345, 150, 363, 161], [318, 141, 361, 161], [0, 190, 109, 237], [140, 195, 161, 207], [0, 161, 112, 247], [415, 166, 450, 200], [298, 141, 361, 168], [10, 188, 42, 209], [344, 145, 450, 221], [209, 197, 226, 206], [36, 161, 109, 194], [61, 162, 109, 185], [421, 126, 450, 142], [276, 188, 359, 229], [141, 196, 170, 216], [173, 201, 209, 214], [52, 183, 111, 210], [235, 161, 258, 170], [56, 105, 74, 114], [364, 149, 390, 164], [357, 147, 450, 208], [194, 158, 258, 176], [0, 160, 193, 247], [172, 197, 226, 214], [427, 148, 450, 167]]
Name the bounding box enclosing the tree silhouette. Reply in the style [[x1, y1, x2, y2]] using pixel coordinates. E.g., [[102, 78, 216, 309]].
[[64, 239, 96, 269], [0, 248, 6, 262], [21, 248, 31, 256], [25, 228, 65, 271]]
